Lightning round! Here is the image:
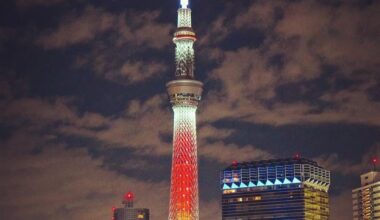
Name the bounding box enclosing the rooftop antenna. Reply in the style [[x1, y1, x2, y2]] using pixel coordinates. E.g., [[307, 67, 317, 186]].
[[294, 152, 301, 160], [372, 157, 378, 171], [122, 191, 134, 208]]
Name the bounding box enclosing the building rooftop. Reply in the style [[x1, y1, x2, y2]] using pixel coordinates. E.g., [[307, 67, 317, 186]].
[[220, 157, 330, 192], [360, 171, 380, 187], [224, 157, 320, 171]]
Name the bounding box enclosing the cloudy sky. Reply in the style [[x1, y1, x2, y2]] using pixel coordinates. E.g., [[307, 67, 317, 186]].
[[0, 0, 379, 219]]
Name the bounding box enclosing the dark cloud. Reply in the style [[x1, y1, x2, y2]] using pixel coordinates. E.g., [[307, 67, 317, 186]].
[[15, 0, 66, 7], [116, 10, 173, 49], [36, 6, 115, 49], [39, 7, 175, 85], [197, 0, 380, 127], [0, 144, 170, 220]]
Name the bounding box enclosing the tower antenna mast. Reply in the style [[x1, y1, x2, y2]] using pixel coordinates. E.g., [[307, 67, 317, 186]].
[[372, 157, 378, 171]]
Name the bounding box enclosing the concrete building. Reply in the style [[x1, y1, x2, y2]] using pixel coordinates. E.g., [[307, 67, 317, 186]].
[[353, 171, 380, 220]]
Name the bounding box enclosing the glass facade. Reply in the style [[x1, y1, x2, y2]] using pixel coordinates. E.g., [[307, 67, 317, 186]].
[[221, 158, 330, 220]]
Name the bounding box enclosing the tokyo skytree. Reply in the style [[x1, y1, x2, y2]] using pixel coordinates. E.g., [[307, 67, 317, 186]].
[[166, 0, 203, 219]]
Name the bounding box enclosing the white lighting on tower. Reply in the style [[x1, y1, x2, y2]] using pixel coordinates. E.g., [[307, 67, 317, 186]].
[[181, 0, 189, 8]]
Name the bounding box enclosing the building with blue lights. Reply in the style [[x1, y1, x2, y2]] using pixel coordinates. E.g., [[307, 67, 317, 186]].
[[220, 158, 330, 220]]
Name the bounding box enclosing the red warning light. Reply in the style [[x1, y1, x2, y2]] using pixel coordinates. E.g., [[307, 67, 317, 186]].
[[112, 206, 116, 212], [232, 160, 238, 166], [371, 157, 379, 171], [294, 153, 301, 159], [124, 192, 134, 201], [372, 157, 378, 164]]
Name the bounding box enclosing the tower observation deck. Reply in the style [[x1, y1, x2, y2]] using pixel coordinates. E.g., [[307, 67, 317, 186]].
[[167, 0, 203, 220]]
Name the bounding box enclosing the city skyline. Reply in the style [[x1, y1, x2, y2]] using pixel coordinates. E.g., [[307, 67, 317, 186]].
[[0, 0, 379, 219]]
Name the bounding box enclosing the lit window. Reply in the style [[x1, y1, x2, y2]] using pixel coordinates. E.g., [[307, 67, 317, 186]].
[[223, 189, 236, 194]]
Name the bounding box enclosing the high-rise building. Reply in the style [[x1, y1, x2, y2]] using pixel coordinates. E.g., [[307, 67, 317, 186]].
[[112, 192, 149, 220], [166, 0, 202, 220], [352, 170, 380, 220], [220, 158, 330, 220]]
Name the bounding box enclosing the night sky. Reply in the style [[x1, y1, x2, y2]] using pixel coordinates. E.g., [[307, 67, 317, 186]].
[[0, 0, 379, 219]]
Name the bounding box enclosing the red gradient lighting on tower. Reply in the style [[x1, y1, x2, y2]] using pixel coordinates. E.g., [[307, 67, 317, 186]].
[[167, 0, 203, 219]]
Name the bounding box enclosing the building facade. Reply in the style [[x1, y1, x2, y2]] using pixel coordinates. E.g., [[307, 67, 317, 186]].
[[220, 158, 330, 220], [114, 208, 150, 220], [112, 192, 149, 220], [352, 171, 380, 220], [167, 0, 203, 220]]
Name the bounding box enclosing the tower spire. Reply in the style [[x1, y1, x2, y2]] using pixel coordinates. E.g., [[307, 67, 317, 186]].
[[166, 0, 203, 220], [174, 0, 196, 79], [180, 0, 189, 8]]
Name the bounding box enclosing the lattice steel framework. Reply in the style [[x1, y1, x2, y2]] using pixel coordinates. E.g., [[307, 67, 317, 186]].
[[169, 106, 199, 220], [167, 1, 203, 220], [175, 40, 195, 78], [174, 0, 196, 79]]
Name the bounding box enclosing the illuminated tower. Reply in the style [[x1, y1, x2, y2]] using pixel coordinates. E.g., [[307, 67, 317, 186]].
[[166, 0, 203, 220]]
